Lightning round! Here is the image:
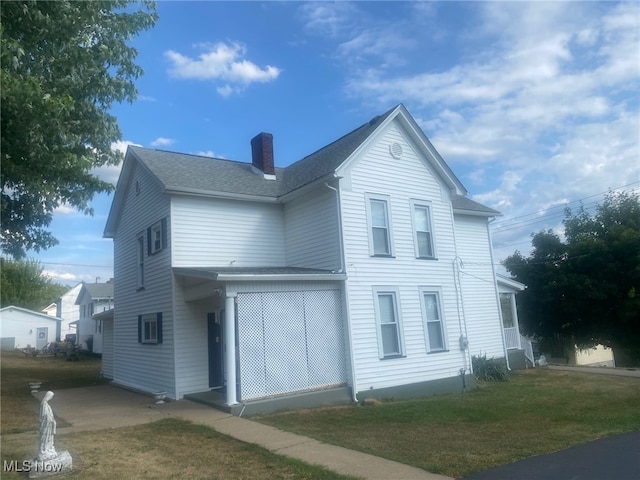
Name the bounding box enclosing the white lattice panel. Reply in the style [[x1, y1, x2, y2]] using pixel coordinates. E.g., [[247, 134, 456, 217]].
[[237, 289, 347, 401]]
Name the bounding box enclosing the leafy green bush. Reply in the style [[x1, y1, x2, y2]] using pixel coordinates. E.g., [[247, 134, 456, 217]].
[[472, 354, 510, 382]]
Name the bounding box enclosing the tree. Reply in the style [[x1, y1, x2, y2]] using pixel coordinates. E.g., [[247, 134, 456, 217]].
[[1, 1, 157, 258], [0, 257, 69, 311], [504, 191, 640, 365]]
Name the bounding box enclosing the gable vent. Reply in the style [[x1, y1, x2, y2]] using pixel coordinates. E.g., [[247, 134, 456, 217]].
[[390, 142, 403, 159]]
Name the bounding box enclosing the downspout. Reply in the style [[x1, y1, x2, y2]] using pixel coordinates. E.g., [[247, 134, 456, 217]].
[[488, 217, 511, 370], [325, 180, 358, 403]]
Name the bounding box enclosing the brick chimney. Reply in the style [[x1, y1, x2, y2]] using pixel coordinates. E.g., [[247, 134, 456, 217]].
[[251, 132, 275, 179]]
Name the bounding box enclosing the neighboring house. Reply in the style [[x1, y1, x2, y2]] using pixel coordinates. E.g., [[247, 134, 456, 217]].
[[496, 274, 533, 369], [570, 345, 616, 367], [103, 104, 509, 414], [52, 282, 83, 340], [42, 303, 58, 317], [0, 306, 61, 350], [75, 282, 114, 353]]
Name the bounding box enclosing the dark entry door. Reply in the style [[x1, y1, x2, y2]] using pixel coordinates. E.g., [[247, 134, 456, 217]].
[[207, 312, 223, 388]]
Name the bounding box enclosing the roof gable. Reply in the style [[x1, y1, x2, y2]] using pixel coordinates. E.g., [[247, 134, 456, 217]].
[[105, 104, 498, 237], [75, 283, 114, 305]]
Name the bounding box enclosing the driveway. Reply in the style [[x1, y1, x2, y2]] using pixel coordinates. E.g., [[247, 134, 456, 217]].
[[461, 430, 640, 480]]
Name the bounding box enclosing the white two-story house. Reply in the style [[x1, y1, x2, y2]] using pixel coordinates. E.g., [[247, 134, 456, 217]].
[[103, 104, 508, 414], [75, 281, 114, 354]]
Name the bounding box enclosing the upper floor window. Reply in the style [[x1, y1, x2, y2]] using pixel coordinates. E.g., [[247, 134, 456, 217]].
[[136, 234, 145, 289], [147, 218, 167, 256], [366, 194, 394, 257], [420, 288, 447, 352], [411, 200, 436, 259], [373, 287, 404, 358]]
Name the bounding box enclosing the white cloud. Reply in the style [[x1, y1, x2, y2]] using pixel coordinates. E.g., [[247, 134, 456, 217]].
[[331, 1, 638, 264], [91, 140, 141, 185], [194, 150, 224, 159], [165, 42, 280, 96], [297, 2, 358, 38], [150, 137, 175, 148]]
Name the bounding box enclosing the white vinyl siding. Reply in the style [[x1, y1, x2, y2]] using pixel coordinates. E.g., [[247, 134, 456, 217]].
[[338, 119, 469, 393], [411, 200, 436, 259], [112, 162, 175, 397], [453, 214, 505, 359], [284, 186, 341, 270], [101, 319, 114, 379], [420, 288, 447, 352], [373, 287, 404, 358], [365, 193, 394, 256], [172, 196, 286, 267]]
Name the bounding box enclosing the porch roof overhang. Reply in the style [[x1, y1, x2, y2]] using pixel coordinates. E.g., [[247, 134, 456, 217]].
[[173, 266, 347, 282]]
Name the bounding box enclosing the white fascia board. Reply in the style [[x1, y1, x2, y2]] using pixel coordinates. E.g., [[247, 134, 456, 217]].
[[215, 273, 348, 282], [166, 188, 279, 204], [277, 173, 342, 203], [453, 208, 502, 218]]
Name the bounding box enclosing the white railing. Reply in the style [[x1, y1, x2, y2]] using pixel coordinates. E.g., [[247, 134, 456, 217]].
[[504, 327, 520, 349], [521, 335, 535, 367]]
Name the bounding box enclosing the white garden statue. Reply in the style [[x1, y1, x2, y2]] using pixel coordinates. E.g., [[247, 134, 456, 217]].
[[28, 391, 72, 478], [37, 391, 57, 461]]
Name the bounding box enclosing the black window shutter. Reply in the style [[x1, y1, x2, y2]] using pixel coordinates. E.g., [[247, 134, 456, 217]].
[[157, 312, 163, 344], [137, 315, 142, 343], [161, 217, 168, 250], [146, 227, 152, 256]]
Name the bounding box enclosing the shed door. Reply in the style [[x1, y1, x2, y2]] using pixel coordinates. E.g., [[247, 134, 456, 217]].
[[36, 327, 48, 349]]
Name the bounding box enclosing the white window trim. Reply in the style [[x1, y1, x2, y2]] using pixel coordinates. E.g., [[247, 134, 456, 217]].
[[410, 199, 437, 259], [136, 234, 145, 290], [150, 221, 163, 255], [365, 193, 395, 257], [372, 286, 405, 359], [141, 313, 159, 344], [419, 287, 448, 353]]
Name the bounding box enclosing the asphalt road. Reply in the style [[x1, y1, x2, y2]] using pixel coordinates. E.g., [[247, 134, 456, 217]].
[[461, 430, 640, 480]]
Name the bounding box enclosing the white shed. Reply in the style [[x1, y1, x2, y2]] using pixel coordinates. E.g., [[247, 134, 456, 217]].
[[0, 306, 62, 349]]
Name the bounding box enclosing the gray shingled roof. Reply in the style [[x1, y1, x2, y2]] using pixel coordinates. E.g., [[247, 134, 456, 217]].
[[452, 195, 501, 216], [126, 105, 499, 217], [83, 283, 114, 299], [129, 107, 397, 199]]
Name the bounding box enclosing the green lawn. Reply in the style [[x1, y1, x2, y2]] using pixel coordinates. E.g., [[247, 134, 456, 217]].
[[255, 369, 640, 478], [1, 350, 355, 480]]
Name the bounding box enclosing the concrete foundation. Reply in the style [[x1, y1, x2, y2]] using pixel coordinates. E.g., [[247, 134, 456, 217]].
[[357, 374, 476, 401]]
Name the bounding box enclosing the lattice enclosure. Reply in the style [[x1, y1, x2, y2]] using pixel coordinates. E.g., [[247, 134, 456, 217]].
[[237, 290, 347, 401]]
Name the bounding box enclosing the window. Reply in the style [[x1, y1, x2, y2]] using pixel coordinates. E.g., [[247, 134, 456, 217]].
[[136, 235, 145, 289], [138, 313, 163, 344], [420, 289, 447, 352], [366, 194, 393, 256], [411, 200, 435, 259], [500, 293, 514, 328], [147, 218, 167, 255], [373, 287, 403, 358], [95, 320, 102, 334]]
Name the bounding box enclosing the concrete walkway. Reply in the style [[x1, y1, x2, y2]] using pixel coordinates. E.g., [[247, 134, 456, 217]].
[[16, 386, 449, 480]]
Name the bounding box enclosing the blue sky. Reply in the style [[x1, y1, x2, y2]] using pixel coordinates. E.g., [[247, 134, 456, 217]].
[[34, 1, 639, 285]]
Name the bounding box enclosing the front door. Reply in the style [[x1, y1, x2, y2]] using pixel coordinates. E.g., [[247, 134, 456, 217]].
[[207, 312, 223, 388], [36, 327, 48, 349]]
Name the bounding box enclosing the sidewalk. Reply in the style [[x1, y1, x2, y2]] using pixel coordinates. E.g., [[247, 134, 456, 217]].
[[17, 386, 450, 480]]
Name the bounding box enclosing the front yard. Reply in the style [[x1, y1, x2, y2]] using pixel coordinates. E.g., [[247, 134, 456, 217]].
[[0, 350, 353, 480], [255, 369, 640, 478]]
